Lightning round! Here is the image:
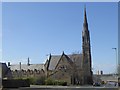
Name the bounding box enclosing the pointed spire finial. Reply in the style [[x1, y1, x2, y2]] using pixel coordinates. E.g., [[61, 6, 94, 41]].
[[84, 4, 87, 24]]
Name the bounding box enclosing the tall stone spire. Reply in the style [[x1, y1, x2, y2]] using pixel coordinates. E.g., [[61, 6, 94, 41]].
[[83, 5, 88, 31], [84, 6, 87, 24], [81, 6, 93, 85]]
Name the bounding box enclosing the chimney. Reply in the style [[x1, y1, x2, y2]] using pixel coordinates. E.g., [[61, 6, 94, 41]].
[[19, 62, 21, 70], [97, 70, 99, 75], [100, 70, 103, 75], [8, 62, 10, 66], [27, 57, 30, 66]]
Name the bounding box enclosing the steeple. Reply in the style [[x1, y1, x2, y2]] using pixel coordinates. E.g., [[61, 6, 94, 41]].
[[82, 6, 91, 69], [83, 5, 88, 31], [82, 6, 93, 85], [84, 6, 87, 24]]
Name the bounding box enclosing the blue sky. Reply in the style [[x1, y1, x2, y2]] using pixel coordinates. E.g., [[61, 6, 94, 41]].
[[2, 2, 118, 74]]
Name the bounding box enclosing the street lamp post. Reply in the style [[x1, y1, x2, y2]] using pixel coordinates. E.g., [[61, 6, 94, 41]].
[[112, 48, 118, 75]]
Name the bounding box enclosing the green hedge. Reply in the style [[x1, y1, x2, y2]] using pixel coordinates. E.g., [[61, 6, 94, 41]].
[[11, 77, 67, 86], [45, 78, 67, 86], [28, 76, 46, 85]]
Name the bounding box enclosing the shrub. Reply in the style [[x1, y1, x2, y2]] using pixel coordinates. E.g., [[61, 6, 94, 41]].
[[45, 78, 54, 85], [101, 81, 105, 85], [56, 80, 67, 86], [28, 77, 46, 85], [45, 78, 67, 86], [35, 76, 46, 85], [28, 77, 37, 85]]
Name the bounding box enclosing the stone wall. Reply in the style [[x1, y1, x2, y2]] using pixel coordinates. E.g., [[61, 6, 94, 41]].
[[48, 55, 76, 85]]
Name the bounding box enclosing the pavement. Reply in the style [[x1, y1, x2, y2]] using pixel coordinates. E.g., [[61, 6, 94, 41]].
[[2, 85, 119, 90]]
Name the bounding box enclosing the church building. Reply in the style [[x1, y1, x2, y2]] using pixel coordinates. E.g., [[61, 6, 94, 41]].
[[44, 7, 93, 85], [8, 7, 93, 85]]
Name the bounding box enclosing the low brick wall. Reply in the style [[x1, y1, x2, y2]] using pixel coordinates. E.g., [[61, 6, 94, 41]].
[[2, 79, 30, 88]]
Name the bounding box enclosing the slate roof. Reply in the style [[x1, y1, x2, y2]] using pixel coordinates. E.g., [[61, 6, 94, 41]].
[[9, 64, 45, 71], [44, 59, 49, 70], [64, 54, 74, 65], [1, 63, 9, 77], [68, 54, 82, 68], [47, 53, 82, 70], [0, 63, 12, 78], [48, 55, 61, 70], [8, 53, 82, 71]]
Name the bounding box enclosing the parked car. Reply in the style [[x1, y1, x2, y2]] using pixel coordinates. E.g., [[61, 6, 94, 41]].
[[93, 82, 101, 86], [118, 77, 120, 86], [105, 81, 118, 87]]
